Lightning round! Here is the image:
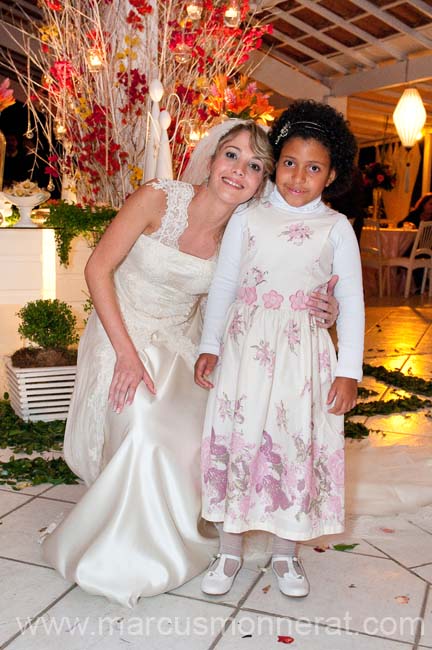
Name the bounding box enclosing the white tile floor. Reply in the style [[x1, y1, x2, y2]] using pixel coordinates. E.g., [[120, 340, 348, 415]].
[[1, 296, 432, 649]]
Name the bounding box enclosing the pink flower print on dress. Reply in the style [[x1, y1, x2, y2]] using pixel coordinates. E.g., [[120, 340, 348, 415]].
[[251, 340, 275, 378], [328, 495, 343, 517], [300, 379, 312, 396], [328, 448, 344, 487], [251, 432, 291, 513], [203, 428, 229, 506], [239, 494, 251, 517], [238, 285, 257, 306], [289, 290, 309, 311], [230, 431, 249, 455], [281, 463, 298, 492], [263, 290, 284, 310], [228, 309, 245, 343], [260, 431, 282, 466], [318, 350, 332, 380], [284, 320, 300, 352], [251, 266, 267, 286], [249, 447, 269, 492], [247, 228, 256, 250], [217, 392, 245, 423], [280, 222, 313, 246], [275, 400, 288, 433], [261, 475, 290, 512]]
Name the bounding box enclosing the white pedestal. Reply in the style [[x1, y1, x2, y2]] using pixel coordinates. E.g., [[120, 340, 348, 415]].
[[0, 228, 92, 394]]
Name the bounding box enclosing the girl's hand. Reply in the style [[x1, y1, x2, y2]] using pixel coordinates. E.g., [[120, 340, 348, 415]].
[[307, 274, 339, 328], [195, 353, 219, 389], [327, 377, 357, 415], [109, 350, 156, 413]]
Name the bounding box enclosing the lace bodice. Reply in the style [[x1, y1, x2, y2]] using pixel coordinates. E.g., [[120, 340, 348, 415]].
[[148, 179, 194, 249]]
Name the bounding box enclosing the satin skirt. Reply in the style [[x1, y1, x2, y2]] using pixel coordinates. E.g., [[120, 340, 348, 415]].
[[42, 341, 217, 608]]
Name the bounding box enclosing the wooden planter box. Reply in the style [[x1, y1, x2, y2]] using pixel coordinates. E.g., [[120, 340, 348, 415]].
[[6, 361, 76, 422]]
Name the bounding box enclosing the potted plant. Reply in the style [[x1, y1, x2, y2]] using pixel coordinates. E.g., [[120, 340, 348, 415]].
[[6, 299, 79, 422]]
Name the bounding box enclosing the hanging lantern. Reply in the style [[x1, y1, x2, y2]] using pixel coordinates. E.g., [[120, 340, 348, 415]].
[[41, 73, 51, 88], [224, 0, 241, 27], [186, 1, 203, 20], [86, 48, 104, 72], [392, 88, 426, 149], [184, 122, 203, 146], [54, 121, 67, 139], [174, 42, 192, 64]]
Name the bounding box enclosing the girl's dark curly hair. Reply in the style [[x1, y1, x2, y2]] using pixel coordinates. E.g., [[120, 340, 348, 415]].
[[268, 99, 358, 198]]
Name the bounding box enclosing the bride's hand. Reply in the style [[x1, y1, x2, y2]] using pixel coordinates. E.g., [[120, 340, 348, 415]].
[[307, 274, 339, 329], [109, 350, 156, 413]]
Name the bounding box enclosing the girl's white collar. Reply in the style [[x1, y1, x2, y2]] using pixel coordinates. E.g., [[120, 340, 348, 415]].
[[270, 186, 322, 213]]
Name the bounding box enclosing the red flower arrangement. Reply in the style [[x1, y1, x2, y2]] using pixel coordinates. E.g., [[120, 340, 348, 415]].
[[363, 162, 396, 191]]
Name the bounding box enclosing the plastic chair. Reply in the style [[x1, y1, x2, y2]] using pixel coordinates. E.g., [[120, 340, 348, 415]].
[[383, 220, 432, 298], [360, 218, 386, 297]]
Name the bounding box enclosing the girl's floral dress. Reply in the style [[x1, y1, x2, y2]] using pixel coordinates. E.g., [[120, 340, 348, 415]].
[[201, 202, 347, 540]]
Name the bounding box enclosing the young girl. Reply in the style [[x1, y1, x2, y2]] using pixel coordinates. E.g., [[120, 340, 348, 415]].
[[194, 100, 364, 598]]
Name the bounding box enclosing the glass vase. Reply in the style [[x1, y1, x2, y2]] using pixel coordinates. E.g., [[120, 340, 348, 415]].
[[372, 187, 382, 220]]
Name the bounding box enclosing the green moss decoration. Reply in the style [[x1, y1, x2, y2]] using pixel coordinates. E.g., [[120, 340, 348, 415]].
[[363, 363, 432, 396], [0, 456, 78, 489]]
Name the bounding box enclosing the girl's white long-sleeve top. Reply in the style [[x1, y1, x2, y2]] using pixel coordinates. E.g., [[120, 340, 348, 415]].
[[199, 190, 365, 382]]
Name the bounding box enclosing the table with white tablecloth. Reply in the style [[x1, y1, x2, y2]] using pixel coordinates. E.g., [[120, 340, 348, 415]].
[[361, 226, 417, 296]]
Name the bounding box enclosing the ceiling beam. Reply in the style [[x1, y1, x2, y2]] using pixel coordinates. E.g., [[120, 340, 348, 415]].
[[403, 0, 432, 19], [329, 54, 432, 96], [294, 0, 403, 60], [268, 7, 377, 69], [248, 51, 329, 101], [270, 26, 349, 74], [258, 46, 326, 83], [349, 0, 432, 48]]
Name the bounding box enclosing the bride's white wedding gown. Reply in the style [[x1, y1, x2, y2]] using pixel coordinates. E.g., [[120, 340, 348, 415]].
[[42, 180, 218, 607]]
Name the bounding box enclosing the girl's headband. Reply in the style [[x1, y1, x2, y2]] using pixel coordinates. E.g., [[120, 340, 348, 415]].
[[274, 120, 328, 146]]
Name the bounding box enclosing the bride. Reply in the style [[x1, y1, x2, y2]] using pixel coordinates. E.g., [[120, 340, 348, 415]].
[[42, 119, 339, 607]]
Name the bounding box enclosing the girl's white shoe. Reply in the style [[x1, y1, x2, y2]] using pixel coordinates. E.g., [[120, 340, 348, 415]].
[[271, 555, 310, 597], [201, 553, 242, 595]]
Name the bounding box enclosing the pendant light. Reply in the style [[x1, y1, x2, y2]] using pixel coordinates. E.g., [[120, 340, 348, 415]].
[[393, 88, 426, 149]]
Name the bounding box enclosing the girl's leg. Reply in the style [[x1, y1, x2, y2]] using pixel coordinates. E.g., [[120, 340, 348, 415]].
[[201, 526, 243, 595], [218, 528, 243, 576], [271, 534, 309, 597], [272, 536, 297, 576]]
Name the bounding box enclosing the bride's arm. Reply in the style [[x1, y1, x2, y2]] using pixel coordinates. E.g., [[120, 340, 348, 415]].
[[84, 183, 165, 412]]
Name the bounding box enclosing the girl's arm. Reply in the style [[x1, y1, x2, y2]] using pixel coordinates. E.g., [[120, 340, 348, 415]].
[[327, 217, 365, 414], [331, 216, 365, 381], [85, 183, 165, 412], [195, 210, 246, 388]]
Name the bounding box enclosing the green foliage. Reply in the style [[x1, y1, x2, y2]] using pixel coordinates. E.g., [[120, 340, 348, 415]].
[[0, 397, 66, 454], [349, 394, 432, 417], [344, 421, 370, 439], [0, 456, 78, 489], [363, 363, 432, 396], [333, 543, 359, 552], [44, 200, 117, 266], [82, 292, 94, 325], [17, 299, 79, 349]]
